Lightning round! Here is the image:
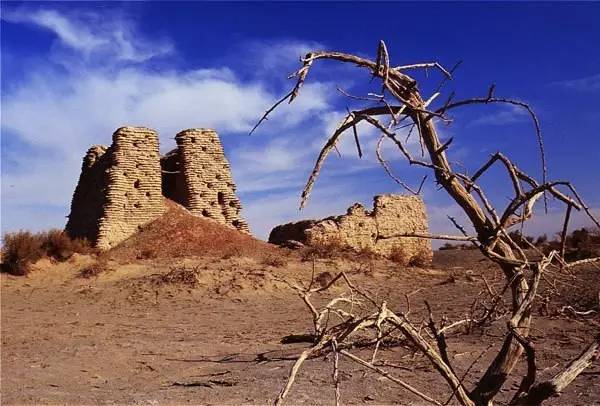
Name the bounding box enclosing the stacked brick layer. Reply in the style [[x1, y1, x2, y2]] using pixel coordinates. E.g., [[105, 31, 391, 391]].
[[269, 195, 433, 264], [65, 146, 110, 244], [66, 127, 166, 249], [172, 129, 249, 233]]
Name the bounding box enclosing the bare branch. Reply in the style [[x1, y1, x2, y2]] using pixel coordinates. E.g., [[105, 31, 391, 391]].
[[340, 350, 443, 406], [514, 334, 600, 405]]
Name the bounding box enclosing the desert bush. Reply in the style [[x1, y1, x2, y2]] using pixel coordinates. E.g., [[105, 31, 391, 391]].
[[2, 229, 94, 276], [221, 246, 243, 260], [1, 231, 45, 275], [439, 242, 460, 250], [78, 260, 109, 278], [354, 246, 378, 260], [438, 242, 477, 251], [154, 266, 200, 287], [389, 246, 431, 267], [408, 250, 431, 268], [41, 229, 94, 261], [388, 246, 409, 265], [535, 234, 548, 246], [538, 227, 600, 261], [261, 255, 287, 267], [136, 248, 157, 260], [300, 239, 345, 261]]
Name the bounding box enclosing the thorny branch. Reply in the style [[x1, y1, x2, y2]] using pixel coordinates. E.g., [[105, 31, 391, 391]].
[[252, 41, 599, 405]]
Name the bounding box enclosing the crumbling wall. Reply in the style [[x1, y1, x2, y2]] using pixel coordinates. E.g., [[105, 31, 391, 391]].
[[66, 127, 165, 249], [269, 195, 433, 264], [163, 129, 249, 233], [65, 146, 110, 244]]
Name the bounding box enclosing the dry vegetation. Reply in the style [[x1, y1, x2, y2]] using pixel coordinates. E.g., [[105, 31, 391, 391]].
[[1, 229, 94, 275], [1, 249, 598, 405], [2, 41, 599, 406], [251, 41, 600, 406]]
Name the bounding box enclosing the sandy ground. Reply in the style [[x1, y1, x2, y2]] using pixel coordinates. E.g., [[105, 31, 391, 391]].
[[1, 250, 599, 405]]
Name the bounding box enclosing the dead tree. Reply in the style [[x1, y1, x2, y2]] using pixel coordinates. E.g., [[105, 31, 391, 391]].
[[252, 41, 600, 406]]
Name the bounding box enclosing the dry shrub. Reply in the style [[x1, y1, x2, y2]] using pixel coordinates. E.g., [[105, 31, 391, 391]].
[[78, 260, 109, 278], [388, 245, 409, 265], [439, 242, 476, 250], [408, 250, 432, 268], [136, 248, 157, 260], [41, 229, 94, 261], [1, 231, 45, 275], [261, 255, 287, 267], [155, 266, 200, 288], [537, 227, 600, 261], [221, 246, 243, 260], [300, 239, 345, 261], [389, 246, 431, 267], [314, 271, 334, 288], [355, 246, 378, 260], [1, 229, 94, 276]]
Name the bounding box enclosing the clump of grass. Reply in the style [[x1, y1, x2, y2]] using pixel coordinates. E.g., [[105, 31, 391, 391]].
[[388, 246, 409, 266], [389, 246, 431, 267], [221, 247, 243, 260], [154, 266, 200, 288], [136, 248, 157, 260], [355, 246, 378, 261], [78, 260, 110, 279], [261, 255, 287, 268], [300, 239, 345, 261], [41, 229, 94, 261], [1, 229, 94, 276], [408, 250, 432, 268]]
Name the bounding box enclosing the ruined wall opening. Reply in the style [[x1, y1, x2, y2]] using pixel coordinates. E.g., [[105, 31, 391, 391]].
[[160, 149, 188, 207]]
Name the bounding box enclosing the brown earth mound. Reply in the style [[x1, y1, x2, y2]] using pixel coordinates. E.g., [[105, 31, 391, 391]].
[[108, 200, 279, 261]]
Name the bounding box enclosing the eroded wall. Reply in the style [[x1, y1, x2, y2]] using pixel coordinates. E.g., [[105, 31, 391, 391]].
[[67, 127, 250, 249], [66, 127, 166, 249], [167, 129, 249, 233], [65, 146, 110, 244], [269, 195, 433, 264]]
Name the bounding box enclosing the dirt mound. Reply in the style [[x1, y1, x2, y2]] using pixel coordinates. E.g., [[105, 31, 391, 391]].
[[108, 200, 279, 261]]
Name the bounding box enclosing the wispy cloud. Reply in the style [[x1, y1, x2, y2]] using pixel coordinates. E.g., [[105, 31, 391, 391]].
[[469, 104, 528, 127], [0, 7, 338, 235], [2, 8, 173, 63], [3, 5, 596, 243], [551, 73, 600, 92]]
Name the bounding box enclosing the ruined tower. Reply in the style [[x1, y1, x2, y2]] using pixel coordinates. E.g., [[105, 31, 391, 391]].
[[161, 129, 249, 233], [66, 127, 250, 250], [66, 127, 166, 249]]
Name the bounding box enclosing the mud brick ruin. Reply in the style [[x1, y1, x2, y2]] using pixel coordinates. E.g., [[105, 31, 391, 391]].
[[66, 127, 248, 250], [161, 129, 249, 233], [269, 194, 433, 264]]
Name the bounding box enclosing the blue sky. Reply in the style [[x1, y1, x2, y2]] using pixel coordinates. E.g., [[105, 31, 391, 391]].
[[2, 2, 599, 241]]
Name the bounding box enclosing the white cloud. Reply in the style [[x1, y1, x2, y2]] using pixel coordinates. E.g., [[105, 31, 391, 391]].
[[551, 73, 600, 92], [242, 39, 325, 76], [2, 8, 173, 63], [469, 104, 528, 127], [5, 6, 596, 245], [1, 8, 337, 235]]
